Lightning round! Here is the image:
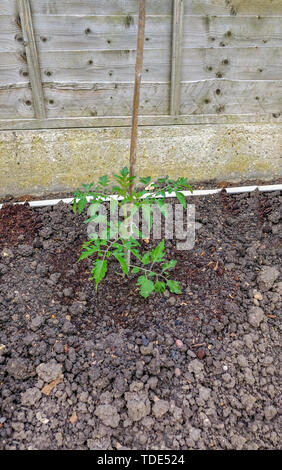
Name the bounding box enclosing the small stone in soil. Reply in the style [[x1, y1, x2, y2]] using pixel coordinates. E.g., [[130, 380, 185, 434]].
[[142, 338, 149, 346], [196, 349, 206, 360]]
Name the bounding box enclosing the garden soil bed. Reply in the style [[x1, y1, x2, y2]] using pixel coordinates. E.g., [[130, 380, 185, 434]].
[[0, 188, 281, 450]]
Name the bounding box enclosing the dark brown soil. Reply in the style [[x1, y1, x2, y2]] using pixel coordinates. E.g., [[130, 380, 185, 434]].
[[0, 188, 281, 450], [0, 203, 42, 249]]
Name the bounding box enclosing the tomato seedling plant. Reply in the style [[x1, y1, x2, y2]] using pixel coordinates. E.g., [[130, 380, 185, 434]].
[[73, 167, 192, 298]]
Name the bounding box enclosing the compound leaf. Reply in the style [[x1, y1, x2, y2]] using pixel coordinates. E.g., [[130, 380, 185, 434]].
[[91, 259, 107, 289], [166, 279, 182, 294], [137, 276, 155, 299]]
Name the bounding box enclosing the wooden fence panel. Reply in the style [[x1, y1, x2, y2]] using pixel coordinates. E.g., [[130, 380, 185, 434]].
[[0, 0, 281, 125], [31, 14, 172, 52], [37, 49, 170, 83], [43, 82, 170, 117], [181, 47, 282, 81], [30, 0, 173, 15], [182, 15, 282, 49], [180, 80, 282, 115], [184, 0, 282, 16], [0, 85, 34, 118]]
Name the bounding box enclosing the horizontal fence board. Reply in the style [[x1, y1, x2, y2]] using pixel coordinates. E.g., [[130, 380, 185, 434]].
[[32, 14, 172, 52], [0, 15, 20, 34], [182, 47, 282, 81], [29, 0, 173, 16], [43, 82, 170, 117], [180, 79, 282, 115], [26, 0, 282, 17], [183, 15, 282, 48], [0, 113, 281, 132], [0, 31, 171, 53], [36, 31, 170, 53], [2, 14, 282, 52], [33, 14, 282, 50], [0, 52, 29, 85], [35, 32, 170, 53], [2, 46, 278, 87], [38, 49, 170, 83], [0, 15, 24, 52], [0, 0, 17, 15], [1, 79, 281, 120], [31, 14, 171, 34], [0, 85, 34, 118], [0, 38, 22, 53], [184, 0, 282, 16]]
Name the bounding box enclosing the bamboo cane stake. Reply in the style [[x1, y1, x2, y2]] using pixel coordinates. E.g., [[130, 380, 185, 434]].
[[126, 1, 146, 270], [129, 0, 146, 193]]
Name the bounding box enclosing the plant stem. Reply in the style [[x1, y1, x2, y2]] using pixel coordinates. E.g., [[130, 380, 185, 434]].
[[129, 264, 167, 281], [122, 204, 131, 274]]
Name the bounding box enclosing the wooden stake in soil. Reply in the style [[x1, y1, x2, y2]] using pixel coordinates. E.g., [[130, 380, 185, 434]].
[[126, 1, 146, 270], [129, 0, 146, 194]]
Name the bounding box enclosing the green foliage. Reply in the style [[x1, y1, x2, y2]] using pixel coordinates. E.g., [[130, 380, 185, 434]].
[[73, 167, 192, 298]]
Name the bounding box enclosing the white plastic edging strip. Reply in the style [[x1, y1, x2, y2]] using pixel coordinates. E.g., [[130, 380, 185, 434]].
[[0, 184, 281, 210]]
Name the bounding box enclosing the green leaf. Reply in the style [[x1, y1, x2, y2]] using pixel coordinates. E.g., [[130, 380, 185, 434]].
[[141, 252, 150, 265], [129, 247, 142, 261], [156, 199, 168, 218], [72, 199, 77, 214], [111, 185, 123, 194], [78, 196, 87, 214], [91, 259, 108, 289], [166, 280, 182, 294], [113, 251, 128, 276], [154, 281, 166, 293], [98, 175, 109, 187], [135, 189, 147, 199], [78, 250, 92, 262], [151, 240, 165, 262], [120, 166, 129, 177], [83, 214, 107, 224], [78, 240, 101, 261], [127, 175, 136, 183], [175, 191, 186, 209], [93, 214, 107, 224], [132, 266, 140, 274], [137, 276, 155, 299], [162, 259, 177, 271], [112, 241, 123, 252], [140, 176, 151, 185], [123, 237, 140, 250]]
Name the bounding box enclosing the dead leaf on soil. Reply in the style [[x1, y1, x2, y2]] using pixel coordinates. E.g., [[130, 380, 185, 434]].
[[18, 194, 33, 202], [70, 411, 78, 424], [41, 377, 63, 396], [213, 261, 219, 271]]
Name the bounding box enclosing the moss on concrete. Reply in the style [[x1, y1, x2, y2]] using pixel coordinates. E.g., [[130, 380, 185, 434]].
[[0, 123, 281, 197]]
